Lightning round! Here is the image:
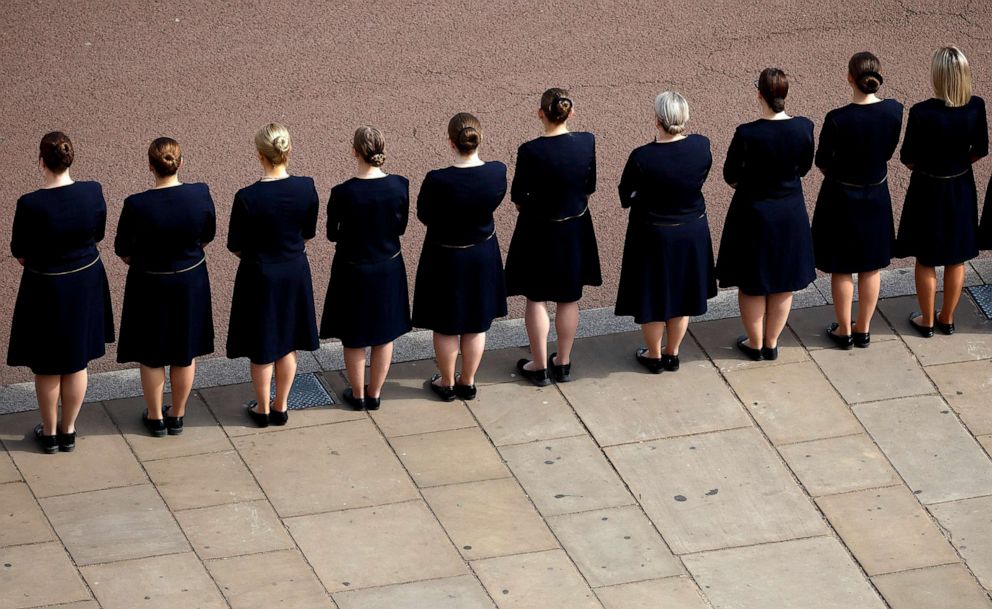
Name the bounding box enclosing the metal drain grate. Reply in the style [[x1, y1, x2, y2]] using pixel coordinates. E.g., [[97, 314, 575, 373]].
[[966, 285, 992, 319], [270, 372, 336, 410]]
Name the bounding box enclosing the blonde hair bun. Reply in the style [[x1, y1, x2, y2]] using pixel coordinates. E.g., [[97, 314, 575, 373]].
[[255, 123, 292, 165]]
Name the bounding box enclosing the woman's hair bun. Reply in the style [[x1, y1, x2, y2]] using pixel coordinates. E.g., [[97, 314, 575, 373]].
[[353, 125, 387, 167], [457, 126, 480, 149], [255, 123, 292, 165], [272, 135, 290, 153], [757, 68, 789, 112], [541, 87, 573, 124], [368, 152, 386, 167], [39, 131, 74, 172], [148, 137, 182, 177], [447, 113, 483, 154], [849, 51, 883, 95], [771, 97, 787, 112]]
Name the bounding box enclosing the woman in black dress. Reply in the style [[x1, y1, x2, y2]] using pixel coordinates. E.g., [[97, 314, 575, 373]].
[[812, 52, 903, 349], [616, 91, 716, 373], [320, 126, 411, 411], [717, 69, 816, 361], [8, 132, 115, 453], [412, 113, 508, 401], [505, 88, 601, 385], [897, 46, 988, 337], [116, 138, 215, 436], [227, 123, 320, 426]]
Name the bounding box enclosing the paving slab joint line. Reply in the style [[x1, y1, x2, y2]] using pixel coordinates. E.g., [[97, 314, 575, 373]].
[[773, 430, 867, 448]]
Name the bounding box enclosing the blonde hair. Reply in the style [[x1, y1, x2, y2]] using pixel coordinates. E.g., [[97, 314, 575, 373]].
[[932, 46, 972, 107], [255, 123, 291, 165], [654, 91, 690, 135]]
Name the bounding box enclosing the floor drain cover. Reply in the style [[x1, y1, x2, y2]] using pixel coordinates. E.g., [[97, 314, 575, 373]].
[[967, 285, 992, 319], [270, 373, 335, 410]]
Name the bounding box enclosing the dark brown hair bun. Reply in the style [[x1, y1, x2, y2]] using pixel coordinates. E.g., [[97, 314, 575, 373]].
[[541, 87, 573, 124], [757, 68, 789, 112], [39, 131, 74, 172], [447, 112, 482, 154], [148, 137, 182, 176], [849, 51, 883, 94], [353, 125, 386, 167]]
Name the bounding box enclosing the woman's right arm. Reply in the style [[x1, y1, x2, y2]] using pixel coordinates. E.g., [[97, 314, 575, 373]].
[[814, 114, 836, 176], [326, 188, 341, 242], [510, 146, 532, 212], [416, 174, 436, 226], [114, 199, 134, 265], [723, 128, 745, 188], [900, 106, 919, 170], [227, 193, 246, 258], [617, 153, 640, 209]]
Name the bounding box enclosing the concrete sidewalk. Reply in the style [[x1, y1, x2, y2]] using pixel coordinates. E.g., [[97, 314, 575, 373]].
[[1, 292, 991, 608]]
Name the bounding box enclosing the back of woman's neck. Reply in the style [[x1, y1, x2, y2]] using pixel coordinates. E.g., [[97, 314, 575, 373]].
[[453, 152, 483, 167], [543, 123, 569, 137], [852, 92, 881, 105], [153, 175, 181, 189], [42, 171, 73, 189], [262, 165, 289, 180]]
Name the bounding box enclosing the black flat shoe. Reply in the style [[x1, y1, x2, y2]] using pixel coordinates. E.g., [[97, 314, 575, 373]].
[[34, 424, 58, 454], [245, 400, 270, 428], [428, 373, 457, 402], [935, 311, 955, 335], [162, 404, 184, 435], [908, 312, 934, 338], [268, 408, 289, 426], [761, 345, 779, 361], [736, 336, 763, 361], [454, 374, 477, 400], [516, 359, 551, 387], [548, 352, 571, 383], [57, 430, 76, 453], [635, 348, 664, 374], [853, 331, 871, 348], [661, 353, 680, 372], [142, 410, 167, 437], [365, 396, 381, 411], [342, 388, 366, 411], [826, 323, 854, 350]]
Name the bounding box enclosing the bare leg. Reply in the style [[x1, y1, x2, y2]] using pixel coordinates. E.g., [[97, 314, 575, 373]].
[[764, 292, 793, 349], [367, 343, 394, 398], [523, 299, 550, 371], [35, 375, 60, 435], [831, 273, 854, 335], [139, 365, 166, 419], [459, 332, 486, 386], [250, 362, 274, 414], [663, 316, 689, 355], [913, 263, 937, 326], [553, 301, 580, 366], [855, 270, 881, 333], [343, 347, 367, 398], [939, 263, 966, 324], [738, 292, 766, 349], [272, 352, 297, 413], [58, 369, 88, 434], [169, 362, 196, 417], [433, 333, 459, 386], [641, 322, 665, 359]]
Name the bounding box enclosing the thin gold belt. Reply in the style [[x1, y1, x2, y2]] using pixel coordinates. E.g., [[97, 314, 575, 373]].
[[141, 256, 206, 275], [916, 169, 970, 180], [548, 205, 589, 223], [835, 175, 888, 188], [437, 230, 496, 249], [651, 212, 707, 227], [27, 254, 101, 276]]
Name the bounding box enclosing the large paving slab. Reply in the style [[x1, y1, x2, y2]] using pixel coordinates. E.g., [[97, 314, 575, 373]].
[[499, 434, 634, 517], [547, 505, 683, 587], [724, 360, 861, 445], [0, 406, 147, 498], [778, 434, 901, 496], [233, 419, 418, 516], [872, 564, 992, 609], [683, 536, 886, 609], [0, 450, 20, 483], [0, 542, 91, 609], [144, 449, 264, 510], [811, 339, 935, 404], [472, 549, 603, 609], [206, 549, 335, 609], [175, 499, 294, 559], [0, 481, 55, 547], [333, 575, 495, 609], [690, 317, 808, 373], [103, 392, 232, 461], [286, 500, 467, 593], [421, 477, 559, 560], [82, 552, 228, 609], [816, 485, 960, 576], [467, 381, 586, 446], [787, 304, 897, 350], [854, 395, 992, 504], [929, 495, 992, 591], [878, 294, 992, 366], [927, 359, 992, 436], [40, 484, 189, 565], [607, 428, 827, 554], [389, 427, 510, 487], [594, 577, 710, 609], [557, 333, 750, 446]]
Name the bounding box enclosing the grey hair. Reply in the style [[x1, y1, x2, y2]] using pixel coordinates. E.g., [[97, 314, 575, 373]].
[[654, 91, 690, 135]]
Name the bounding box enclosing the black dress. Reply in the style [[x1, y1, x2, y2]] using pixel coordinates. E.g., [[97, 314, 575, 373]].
[[615, 135, 717, 322], [980, 174, 992, 249], [812, 99, 903, 273], [7, 182, 115, 375], [116, 183, 216, 367], [895, 96, 989, 266], [411, 162, 508, 335], [320, 175, 412, 348], [716, 118, 817, 295], [226, 176, 320, 364], [504, 132, 602, 303]]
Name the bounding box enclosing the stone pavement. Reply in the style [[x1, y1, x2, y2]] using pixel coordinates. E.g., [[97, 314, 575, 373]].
[[1, 293, 992, 609]]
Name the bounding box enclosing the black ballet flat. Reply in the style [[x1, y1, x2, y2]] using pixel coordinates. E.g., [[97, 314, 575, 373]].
[[736, 336, 763, 361], [57, 430, 76, 453], [853, 331, 871, 348], [516, 359, 551, 387], [428, 373, 457, 402], [454, 374, 477, 400], [142, 410, 167, 437], [635, 348, 664, 374], [908, 312, 934, 338], [244, 400, 270, 428], [661, 353, 680, 372], [362, 385, 381, 410], [761, 345, 779, 361], [162, 404, 184, 435], [826, 323, 854, 350], [342, 388, 366, 411], [935, 311, 955, 335], [268, 408, 289, 426], [34, 424, 58, 454], [548, 352, 571, 383]]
